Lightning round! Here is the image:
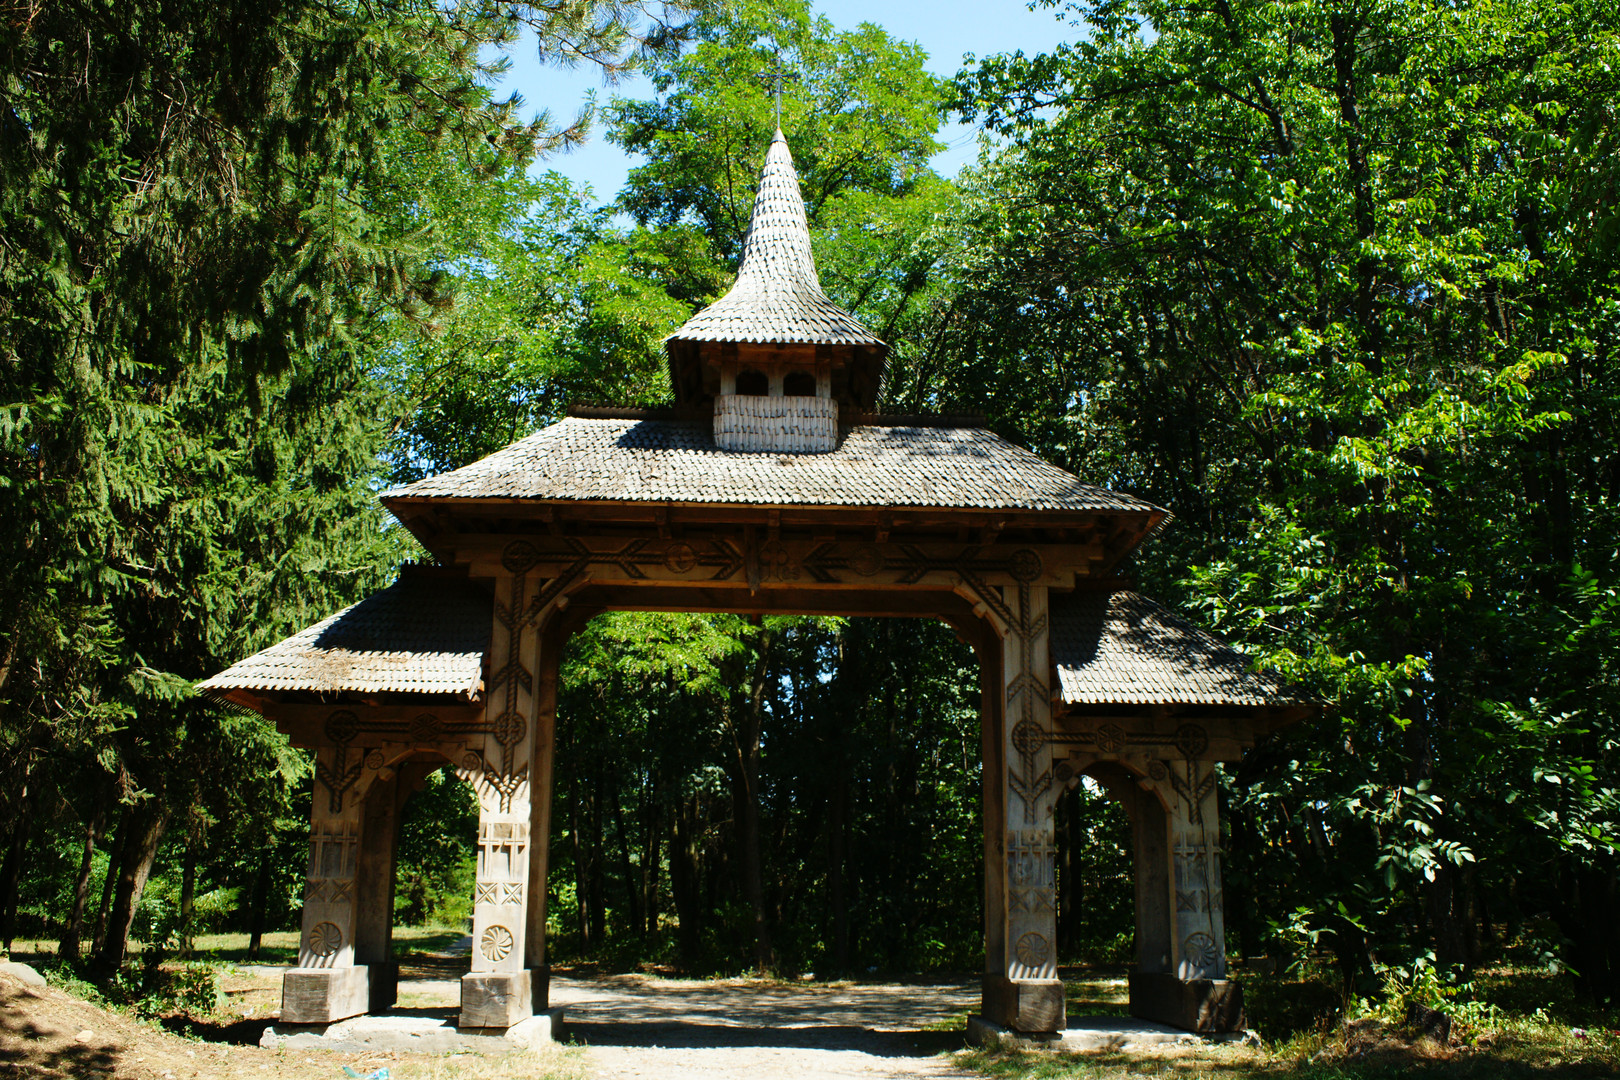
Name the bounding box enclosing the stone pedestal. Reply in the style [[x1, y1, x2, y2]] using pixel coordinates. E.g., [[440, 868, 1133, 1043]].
[[282, 966, 374, 1025], [261, 1009, 567, 1052], [1128, 973, 1245, 1033]]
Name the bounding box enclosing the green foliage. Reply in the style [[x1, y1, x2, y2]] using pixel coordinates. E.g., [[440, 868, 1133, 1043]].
[[549, 612, 986, 973], [395, 767, 480, 928], [603, 0, 960, 394], [0, 0, 680, 968], [99, 954, 221, 1019], [945, 0, 1620, 1001]]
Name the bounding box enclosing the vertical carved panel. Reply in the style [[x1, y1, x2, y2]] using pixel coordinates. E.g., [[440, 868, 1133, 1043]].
[[1166, 759, 1227, 981], [298, 758, 363, 969], [469, 560, 540, 976], [1000, 584, 1058, 982]]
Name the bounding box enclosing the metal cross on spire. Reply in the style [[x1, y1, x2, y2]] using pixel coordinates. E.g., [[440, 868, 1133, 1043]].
[[757, 61, 800, 130]]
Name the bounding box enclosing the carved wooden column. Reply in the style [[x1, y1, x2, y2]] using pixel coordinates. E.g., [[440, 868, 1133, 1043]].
[[1129, 755, 1244, 1032], [459, 566, 540, 1029], [523, 619, 564, 1002], [282, 716, 371, 1023], [982, 582, 1065, 1032], [352, 767, 402, 1012]]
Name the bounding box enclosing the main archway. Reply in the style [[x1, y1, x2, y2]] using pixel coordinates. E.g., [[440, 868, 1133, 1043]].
[[202, 129, 1310, 1038]]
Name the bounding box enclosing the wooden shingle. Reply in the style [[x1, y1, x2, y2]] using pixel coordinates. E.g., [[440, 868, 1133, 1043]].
[[199, 571, 490, 699], [1051, 590, 1301, 706], [386, 417, 1161, 513], [667, 130, 883, 347]]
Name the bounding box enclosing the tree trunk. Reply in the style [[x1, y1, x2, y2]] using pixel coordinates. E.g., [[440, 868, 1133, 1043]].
[[92, 811, 127, 954], [1057, 786, 1082, 958], [828, 758, 850, 975], [247, 849, 272, 961], [1561, 862, 1618, 1005], [613, 774, 642, 938], [640, 793, 660, 938], [179, 838, 197, 955], [731, 624, 773, 974], [587, 771, 606, 948], [569, 784, 592, 951], [669, 796, 703, 966], [91, 798, 169, 976], [59, 808, 102, 960], [0, 777, 31, 953]]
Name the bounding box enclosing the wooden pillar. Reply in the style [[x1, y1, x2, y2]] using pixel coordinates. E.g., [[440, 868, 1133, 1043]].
[[1092, 766, 1171, 975], [979, 616, 1007, 1010], [281, 725, 371, 1024], [523, 619, 563, 1005], [982, 583, 1065, 1033], [353, 768, 401, 1011], [460, 568, 542, 1030], [1128, 755, 1245, 1032]]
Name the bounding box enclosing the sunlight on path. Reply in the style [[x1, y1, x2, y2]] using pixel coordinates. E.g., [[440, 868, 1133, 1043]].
[[550, 975, 982, 1079]]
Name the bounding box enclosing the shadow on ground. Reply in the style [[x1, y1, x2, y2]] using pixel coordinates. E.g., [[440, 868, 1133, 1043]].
[[570, 1018, 966, 1057]]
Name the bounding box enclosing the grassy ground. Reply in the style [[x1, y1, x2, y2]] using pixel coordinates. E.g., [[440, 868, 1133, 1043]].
[[0, 968, 588, 1080], [960, 964, 1620, 1080], [9, 926, 468, 969], [7, 933, 1618, 1079], [959, 1020, 1620, 1080]]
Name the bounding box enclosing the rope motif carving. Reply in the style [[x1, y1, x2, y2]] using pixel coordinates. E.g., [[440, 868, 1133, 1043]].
[[487, 560, 536, 813], [314, 711, 364, 813], [955, 574, 1051, 825], [1166, 759, 1217, 823]]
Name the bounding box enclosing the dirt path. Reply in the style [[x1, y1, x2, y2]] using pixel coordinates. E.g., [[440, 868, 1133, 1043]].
[[550, 975, 982, 1079], [4, 962, 985, 1080]]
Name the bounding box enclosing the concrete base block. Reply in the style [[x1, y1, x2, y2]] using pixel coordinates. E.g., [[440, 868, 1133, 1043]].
[[982, 975, 1066, 1033], [281, 966, 373, 1025], [968, 1014, 1202, 1052], [259, 1009, 566, 1053], [459, 970, 534, 1030], [1128, 972, 1246, 1033]]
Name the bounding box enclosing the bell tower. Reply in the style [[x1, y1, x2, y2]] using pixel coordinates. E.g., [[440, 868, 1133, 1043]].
[[664, 130, 888, 452]]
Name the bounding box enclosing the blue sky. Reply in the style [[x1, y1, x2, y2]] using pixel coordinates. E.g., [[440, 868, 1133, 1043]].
[[493, 0, 1081, 204]]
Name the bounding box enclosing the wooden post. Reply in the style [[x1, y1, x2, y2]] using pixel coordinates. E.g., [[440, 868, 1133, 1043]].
[[979, 616, 1007, 1011], [282, 730, 371, 1024], [1128, 758, 1244, 1032], [353, 768, 401, 1012], [982, 583, 1065, 1033], [460, 569, 540, 1030], [523, 619, 563, 1006]]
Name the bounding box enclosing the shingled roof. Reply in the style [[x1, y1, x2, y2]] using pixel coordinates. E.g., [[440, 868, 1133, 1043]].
[[667, 130, 882, 347], [198, 570, 490, 701], [384, 417, 1161, 513], [1050, 590, 1301, 707]]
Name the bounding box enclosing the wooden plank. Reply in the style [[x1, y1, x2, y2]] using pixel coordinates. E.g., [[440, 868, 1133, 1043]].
[[449, 536, 1102, 590]]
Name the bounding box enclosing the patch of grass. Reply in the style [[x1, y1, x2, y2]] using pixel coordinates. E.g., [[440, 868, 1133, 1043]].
[[189, 930, 302, 965], [1065, 970, 1129, 1018], [1242, 975, 1343, 1040], [954, 1003, 1620, 1079], [925, 1008, 974, 1032]]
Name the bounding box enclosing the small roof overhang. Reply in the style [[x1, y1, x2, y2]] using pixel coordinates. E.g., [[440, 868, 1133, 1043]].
[[1049, 588, 1314, 730], [198, 566, 491, 714]]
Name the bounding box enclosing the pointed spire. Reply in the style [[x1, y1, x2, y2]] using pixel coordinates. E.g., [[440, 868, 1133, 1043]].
[[668, 131, 883, 346]]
